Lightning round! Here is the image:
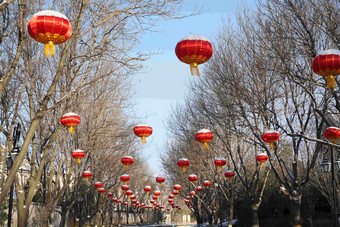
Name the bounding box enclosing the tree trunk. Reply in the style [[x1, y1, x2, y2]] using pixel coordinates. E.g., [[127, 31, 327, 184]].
[[59, 204, 68, 227], [291, 195, 302, 227], [251, 204, 259, 227], [228, 198, 234, 227]]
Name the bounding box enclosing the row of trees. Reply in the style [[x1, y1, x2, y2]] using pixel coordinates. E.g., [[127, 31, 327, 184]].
[[162, 0, 339, 226]]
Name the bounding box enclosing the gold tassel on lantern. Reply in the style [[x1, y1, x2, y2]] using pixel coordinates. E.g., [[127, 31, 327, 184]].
[[44, 41, 55, 57], [125, 165, 129, 170], [182, 167, 186, 173], [203, 143, 209, 149], [190, 62, 200, 76], [261, 162, 265, 166], [218, 166, 222, 172], [86, 178, 89, 182], [326, 75, 336, 89], [141, 137, 147, 144], [270, 143, 276, 149], [69, 127, 75, 133], [77, 158, 81, 164]]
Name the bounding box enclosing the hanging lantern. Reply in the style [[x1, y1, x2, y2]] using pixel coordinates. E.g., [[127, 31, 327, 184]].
[[120, 174, 131, 184], [130, 195, 136, 200], [224, 170, 235, 182], [98, 188, 105, 194], [133, 124, 153, 144], [185, 200, 190, 205], [94, 182, 103, 189], [156, 203, 160, 207], [188, 174, 198, 183], [27, 10, 72, 57], [121, 185, 129, 192], [195, 129, 213, 149], [124, 202, 129, 206], [169, 195, 174, 199], [175, 34, 213, 76], [107, 192, 113, 198], [185, 196, 191, 200], [144, 186, 152, 195], [153, 191, 161, 196], [150, 200, 155, 204], [196, 186, 203, 192], [190, 191, 196, 197], [177, 207, 181, 210], [113, 197, 118, 203], [173, 184, 182, 193], [82, 170, 92, 182], [116, 200, 121, 204], [160, 206, 165, 210], [136, 201, 140, 205], [126, 190, 133, 198], [203, 181, 211, 189], [172, 190, 179, 196], [60, 113, 81, 133], [72, 149, 85, 164], [152, 196, 158, 200], [177, 158, 190, 172], [132, 199, 137, 204], [214, 157, 226, 172], [312, 49, 340, 89], [262, 130, 280, 149], [156, 176, 165, 186], [256, 153, 268, 166], [168, 199, 173, 203], [167, 208, 170, 211], [121, 156, 134, 169], [324, 127, 340, 144], [141, 203, 145, 207]]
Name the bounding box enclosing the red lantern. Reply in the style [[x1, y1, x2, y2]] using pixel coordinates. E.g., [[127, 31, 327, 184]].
[[82, 170, 92, 182], [72, 149, 85, 164], [185, 200, 190, 205], [107, 192, 113, 198], [324, 127, 340, 144], [153, 191, 161, 196], [124, 202, 129, 206], [94, 182, 103, 189], [203, 181, 211, 189], [173, 184, 181, 192], [60, 113, 81, 133], [121, 185, 129, 192], [116, 200, 121, 204], [312, 49, 340, 88], [177, 158, 190, 173], [133, 124, 153, 143], [141, 203, 145, 207], [27, 10, 72, 57], [190, 191, 196, 197], [224, 170, 235, 182], [121, 156, 134, 169], [130, 195, 136, 200], [152, 196, 158, 200], [168, 199, 173, 203], [196, 186, 203, 192], [150, 200, 155, 204], [98, 188, 105, 194], [195, 129, 213, 149], [214, 157, 226, 172], [178, 207, 181, 210], [172, 190, 179, 196], [262, 130, 280, 149], [136, 202, 140, 205], [120, 174, 131, 184], [185, 196, 191, 200], [126, 190, 133, 198], [132, 199, 137, 204], [113, 197, 118, 203], [168, 195, 174, 199], [156, 176, 165, 186], [188, 174, 198, 183], [175, 34, 213, 76], [144, 186, 152, 195], [256, 153, 268, 166], [167, 208, 170, 211]]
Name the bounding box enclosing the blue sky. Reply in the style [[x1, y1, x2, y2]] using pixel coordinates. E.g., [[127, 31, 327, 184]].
[[133, 0, 256, 175]]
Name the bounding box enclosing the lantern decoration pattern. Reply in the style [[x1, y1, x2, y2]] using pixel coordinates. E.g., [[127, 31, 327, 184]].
[[203, 180, 211, 189], [144, 186, 152, 195], [190, 191, 196, 197], [121, 156, 134, 170], [94, 182, 103, 189], [177, 158, 190, 173], [312, 49, 340, 88], [133, 124, 152, 144], [262, 130, 280, 149], [120, 174, 131, 184], [121, 185, 129, 192], [82, 170, 92, 182], [224, 170, 235, 182], [196, 186, 203, 192], [150, 200, 155, 204], [156, 176, 165, 186], [60, 112, 81, 133], [72, 149, 85, 164], [214, 157, 227, 172], [195, 129, 214, 149], [107, 192, 113, 198], [188, 174, 198, 182], [256, 153, 268, 166], [324, 127, 340, 144], [27, 10, 72, 57], [175, 34, 213, 76], [153, 191, 161, 196], [98, 188, 105, 194]]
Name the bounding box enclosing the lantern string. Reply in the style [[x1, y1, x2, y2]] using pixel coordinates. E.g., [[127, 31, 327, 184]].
[[326, 75, 336, 89]]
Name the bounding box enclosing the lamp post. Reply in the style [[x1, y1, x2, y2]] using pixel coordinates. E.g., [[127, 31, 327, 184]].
[[77, 192, 83, 227]]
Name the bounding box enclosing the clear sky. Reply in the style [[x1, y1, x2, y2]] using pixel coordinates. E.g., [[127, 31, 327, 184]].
[[133, 0, 256, 175]]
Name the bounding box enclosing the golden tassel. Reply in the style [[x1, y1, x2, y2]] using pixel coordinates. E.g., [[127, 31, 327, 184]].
[[69, 127, 75, 133], [270, 143, 275, 149], [182, 167, 186, 173], [326, 75, 336, 89], [228, 178, 231, 183], [261, 162, 265, 166], [142, 137, 147, 144], [86, 178, 89, 182], [44, 41, 55, 57], [190, 62, 200, 76], [219, 166, 222, 172], [331, 139, 337, 144], [125, 165, 129, 170], [77, 158, 81, 164], [203, 143, 209, 149]]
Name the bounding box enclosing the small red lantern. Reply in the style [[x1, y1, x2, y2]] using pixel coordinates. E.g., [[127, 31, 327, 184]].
[[156, 207, 159, 210], [136, 202, 140, 205], [144, 186, 152, 195], [172, 190, 179, 196], [324, 127, 340, 144], [98, 188, 105, 194], [141, 203, 145, 207], [167, 208, 170, 211], [126, 190, 133, 198], [132, 199, 137, 204], [214, 157, 226, 172], [94, 182, 103, 189], [130, 195, 136, 200], [169, 195, 174, 199], [72, 149, 85, 164], [124, 202, 128, 206], [224, 170, 235, 182], [120, 174, 131, 184], [185, 196, 191, 200], [82, 170, 92, 182], [27, 10, 72, 57], [195, 129, 214, 149], [188, 174, 198, 182], [256, 153, 268, 166], [177, 158, 190, 173], [185, 200, 190, 205], [116, 200, 121, 204], [262, 130, 280, 149], [196, 186, 203, 192], [168, 199, 173, 203], [107, 192, 113, 198], [133, 124, 153, 143], [156, 176, 165, 186], [113, 197, 118, 203], [121, 156, 134, 169], [121, 185, 130, 192], [60, 113, 81, 133], [150, 200, 155, 204], [203, 181, 211, 189], [152, 196, 158, 200], [153, 191, 161, 196], [178, 207, 181, 210], [312, 49, 340, 88], [173, 184, 181, 192], [175, 34, 213, 76], [190, 191, 196, 197]]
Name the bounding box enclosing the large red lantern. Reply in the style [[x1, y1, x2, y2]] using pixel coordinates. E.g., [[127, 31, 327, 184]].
[[262, 130, 280, 149], [126, 190, 133, 198], [185, 200, 190, 205], [60, 113, 81, 133], [195, 129, 213, 149], [214, 157, 226, 172], [124, 202, 129, 206], [256, 153, 268, 166], [196, 186, 203, 192], [190, 191, 196, 197], [224, 170, 235, 182], [94, 182, 103, 189], [153, 191, 161, 196], [121, 185, 130, 192], [133, 124, 152, 143], [168, 195, 174, 199], [324, 127, 340, 144], [177, 158, 190, 173], [121, 156, 134, 169], [120, 174, 131, 184], [173, 184, 182, 192], [82, 170, 92, 182], [27, 10, 72, 57], [312, 49, 340, 88], [72, 149, 85, 164], [130, 195, 136, 200], [98, 188, 105, 194], [175, 34, 213, 76], [203, 181, 211, 189], [188, 174, 198, 183], [156, 176, 165, 186], [144, 186, 152, 195], [172, 190, 179, 196]]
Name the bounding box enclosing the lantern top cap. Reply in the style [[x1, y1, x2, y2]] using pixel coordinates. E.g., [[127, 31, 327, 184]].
[[203, 180, 210, 183], [225, 170, 233, 173], [214, 157, 226, 161], [197, 129, 211, 133], [174, 184, 181, 186], [32, 10, 69, 20], [188, 174, 197, 177], [135, 124, 151, 127], [122, 156, 133, 159], [95, 181, 102, 184], [145, 185, 151, 188], [126, 190, 133, 192], [61, 112, 79, 117], [73, 149, 84, 153], [263, 130, 279, 134], [178, 158, 188, 161], [325, 126, 340, 130], [83, 170, 91, 173], [122, 184, 129, 187], [154, 190, 160, 193], [99, 187, 105, 190], [156, 176, 165, 178], [316, 49, 340, 57], [180, 34, 210, 42], [121, 174, 130, 176], [257, 152, 267, 156]]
